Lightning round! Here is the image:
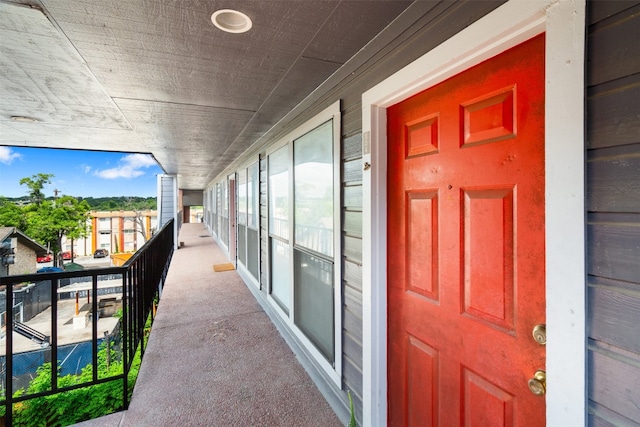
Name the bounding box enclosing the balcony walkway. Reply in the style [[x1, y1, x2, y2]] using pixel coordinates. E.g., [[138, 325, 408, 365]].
[[75, 223, 341, 426]]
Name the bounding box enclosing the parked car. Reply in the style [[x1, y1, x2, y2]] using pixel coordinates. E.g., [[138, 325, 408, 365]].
[[37, 266, 64, 273], [61, 251, 72, 260], [37, 254, 52, 263], [93, 249, 109, 258]]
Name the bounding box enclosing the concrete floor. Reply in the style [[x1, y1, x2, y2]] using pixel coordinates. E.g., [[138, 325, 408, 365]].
[[74, 223, 342, 427]]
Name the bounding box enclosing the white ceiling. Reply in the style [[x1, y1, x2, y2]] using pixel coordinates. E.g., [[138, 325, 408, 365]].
[[0, 0, 413, 189]]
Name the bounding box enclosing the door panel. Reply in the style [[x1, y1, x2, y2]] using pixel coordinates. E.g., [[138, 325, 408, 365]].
[[387, 34, 546, 426]]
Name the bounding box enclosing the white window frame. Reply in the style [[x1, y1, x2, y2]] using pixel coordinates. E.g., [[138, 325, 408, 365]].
[[235, 157, 261, 289], [361, 1, 586, 426], [266, 100, 343, 385]]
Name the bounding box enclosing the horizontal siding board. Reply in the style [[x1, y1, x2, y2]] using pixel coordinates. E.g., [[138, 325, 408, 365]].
[[587, 3, 640, 86], [343, 133, 363, 162], [343, 210, 363, 238], [587, 3, 640, 425], [343, 158, 363, 185], [344, 305, 363, 344], [343, 355, 364, 426], [588, 1, 639, 25], [587, 217, 640, 283], [344, 260, 363, 291], [343, 354, 364, 398], [589, 401, 640, 427], [343, 235, 362, 264], [343, 185, 363, 210], [588, 279, 640, 354], [587, 75, 640, 149], [344, 282, 363, 318], [587, 143, 640, 212], [589, 345, 640, 423], [342, 102, 363, 138], [343, 330, 363, 368]]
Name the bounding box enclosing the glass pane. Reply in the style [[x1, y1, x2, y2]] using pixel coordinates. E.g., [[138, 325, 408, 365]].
[[238, 169, 247, 225], [294, 249, 334, 362], [247, 228, 259, 280], [248, 162, 258, 229], [215, 183, 221, 234], [238, 224, 247, 265], [269, 146, 289, 240], [294, 120, 333, 257], [270, 237, 290, 313], [222, 180, 229, 245]]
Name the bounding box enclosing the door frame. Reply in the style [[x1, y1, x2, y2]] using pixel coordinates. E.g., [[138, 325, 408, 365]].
[[361, 1, 586, 426]]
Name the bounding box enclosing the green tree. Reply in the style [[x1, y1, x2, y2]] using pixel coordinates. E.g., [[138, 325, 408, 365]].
[[0, 198, 26, 229], [19, 173, 53, 205], [23, 195, 91, 266]]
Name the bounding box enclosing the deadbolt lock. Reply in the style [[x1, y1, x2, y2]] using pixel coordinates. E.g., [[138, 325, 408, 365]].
[[528, 370, 546, 396], [532, 324, 546, 345]]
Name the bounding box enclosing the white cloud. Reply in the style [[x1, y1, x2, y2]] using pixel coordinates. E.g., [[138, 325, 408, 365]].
[[0, 147, 22, 164], [94, 154, 156, 179], [82, 165, 92, 174]]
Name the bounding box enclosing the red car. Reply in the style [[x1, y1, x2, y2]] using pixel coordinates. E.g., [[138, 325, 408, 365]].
[[37, 254, 52, 263], [62, 251, 72, 260]]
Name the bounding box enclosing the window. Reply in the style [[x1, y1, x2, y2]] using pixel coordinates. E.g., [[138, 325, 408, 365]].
[[293, 119, 335, 361], [220, 180, 229, 247], [269, 146, 290, 311], [238, 170, 247, 266], [267, 101, 341, 376], [237, 161, 260, 282]]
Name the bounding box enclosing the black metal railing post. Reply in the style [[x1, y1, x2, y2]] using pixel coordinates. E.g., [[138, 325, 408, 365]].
[[5, 280, 14, 427], [121, 269, 129, 410]]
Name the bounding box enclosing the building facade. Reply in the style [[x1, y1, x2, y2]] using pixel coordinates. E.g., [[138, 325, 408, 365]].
[[62, 211, 157, 257], [199, 1, 640, 426]]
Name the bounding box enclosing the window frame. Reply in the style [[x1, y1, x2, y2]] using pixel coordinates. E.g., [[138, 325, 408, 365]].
[[266, 101, 342, 385], [235, 157, 261, 287]]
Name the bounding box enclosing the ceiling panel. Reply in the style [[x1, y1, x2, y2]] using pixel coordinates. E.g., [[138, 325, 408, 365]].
[[1, 0, 413, 190]]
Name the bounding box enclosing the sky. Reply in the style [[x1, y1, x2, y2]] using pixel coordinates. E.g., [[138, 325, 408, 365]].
[[0, 146, 164, 199]]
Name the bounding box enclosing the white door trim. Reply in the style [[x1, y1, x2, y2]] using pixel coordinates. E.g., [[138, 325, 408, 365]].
[[361, 1, 586, 426]]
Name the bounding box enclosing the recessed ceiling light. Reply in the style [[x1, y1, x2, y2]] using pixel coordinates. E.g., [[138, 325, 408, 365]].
[[10, 116, 38, 123], [211, 9, 252, 34]]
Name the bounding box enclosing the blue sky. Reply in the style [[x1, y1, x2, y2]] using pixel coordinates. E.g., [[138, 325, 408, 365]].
[[0, 146, 164, 198]]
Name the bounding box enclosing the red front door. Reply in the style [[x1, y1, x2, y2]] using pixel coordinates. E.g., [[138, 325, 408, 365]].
[[387, 35, 546, 426]]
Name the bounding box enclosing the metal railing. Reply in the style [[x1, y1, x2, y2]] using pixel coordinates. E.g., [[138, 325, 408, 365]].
[[0, 219, 174, 426]]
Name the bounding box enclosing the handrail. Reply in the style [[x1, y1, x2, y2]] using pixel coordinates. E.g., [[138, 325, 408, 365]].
[[0, 219, 175, 425]]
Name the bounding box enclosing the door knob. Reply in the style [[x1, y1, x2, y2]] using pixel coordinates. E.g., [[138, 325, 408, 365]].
[[528, 370, 546, 396], [532, 324, 546, 345]]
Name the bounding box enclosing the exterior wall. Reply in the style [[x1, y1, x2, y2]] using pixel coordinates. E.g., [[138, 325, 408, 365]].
[[586, 1, 640, 425], [203, 2, 505, 421], [158, 175, 180, 246], [11, 240, 38, 276], [0, 230, 46, 277]]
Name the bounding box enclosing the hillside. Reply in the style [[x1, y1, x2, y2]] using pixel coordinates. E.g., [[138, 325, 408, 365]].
[[1, 196, 156, 211]]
